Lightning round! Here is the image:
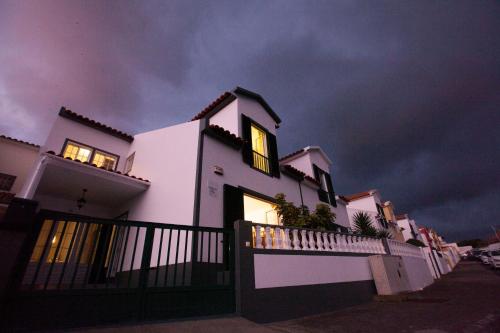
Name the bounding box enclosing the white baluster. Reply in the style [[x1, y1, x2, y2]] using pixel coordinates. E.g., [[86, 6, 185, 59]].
[[274, 227, 282, 249], [283, 228, 291, 249], [264, 226, 272, 249], [347, 235, 354, 252], [316, 232, 323, 251], [353, 235, 360, 252], [308, 231, 316, 250], [323, 233, 331, 251], [292, 229, 301, 250], [255, 225, 263, 249], [301, 230, 309, 250], [329, 233, 337, 251]]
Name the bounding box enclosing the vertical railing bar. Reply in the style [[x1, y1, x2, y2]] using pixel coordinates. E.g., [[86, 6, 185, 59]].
[[83, 224, 103, 288], [44, 220, 68, 290], [216, 232, 220, 285], [207, 231, 211, 286], [118, 226, 132, 276], [93, 225, 112, 288], [154, 228, 164, 287], [57, 221, 79, 289], [221, 231, 225, 285], [163, 229, 172, 287], [70, 223, 90, 289], [127, 226, 141, 288], [173, 229, 180, 287], [105, 225, 121, 289], [198, 230, 204, 285], [229, 231, 235, 287], [181, 229, 189, 286], [30, 219, 57, 290]]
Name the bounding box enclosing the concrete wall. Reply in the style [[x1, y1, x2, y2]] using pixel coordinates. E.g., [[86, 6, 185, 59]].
[[41, 116, 132, 172], [0, 138, 39, 194], [401, 255, 434, 290], [254, 253, 373, 289]]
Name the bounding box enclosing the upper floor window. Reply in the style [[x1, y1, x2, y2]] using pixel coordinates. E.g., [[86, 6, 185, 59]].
[[250, 125, 269, 173], [62, 140, 118, 170], [313, 164, 337, 207], [241, 115, 280, 178]]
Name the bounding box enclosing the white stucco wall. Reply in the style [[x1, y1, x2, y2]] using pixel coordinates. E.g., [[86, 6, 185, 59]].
[[209, 99, 239, 135], [397, 218, 414, 241], [124, 121, 200, 225], [42, 116, 132, 171], [253, 254, 373, 289], [0, 138, 39, 194], [237, 95, 277, 136], [401, 255, 434, 291], [198, 135, 321, 228], [332, 199, 350, 228]]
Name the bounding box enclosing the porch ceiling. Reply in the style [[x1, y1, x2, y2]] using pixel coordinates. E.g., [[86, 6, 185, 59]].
[[36, 155, 150, 206]]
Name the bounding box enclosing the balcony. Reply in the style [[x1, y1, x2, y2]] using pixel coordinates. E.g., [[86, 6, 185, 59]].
[[252, 151, 270, 174]]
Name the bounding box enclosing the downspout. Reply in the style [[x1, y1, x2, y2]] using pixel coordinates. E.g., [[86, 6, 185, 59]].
[[192, 118, 207, 227], [298, 179, 304, 208]]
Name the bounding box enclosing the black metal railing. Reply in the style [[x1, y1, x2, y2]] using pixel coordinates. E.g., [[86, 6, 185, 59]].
[[252, 151, 270, 173], [22, 210, 234, 291]]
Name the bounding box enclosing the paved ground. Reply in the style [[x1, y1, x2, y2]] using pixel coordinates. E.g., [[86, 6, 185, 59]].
[[75, 261, 500, 333]]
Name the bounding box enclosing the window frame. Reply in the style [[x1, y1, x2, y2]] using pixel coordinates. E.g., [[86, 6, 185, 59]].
[[124, 152, 135, 174], [0, 172, 17, 191], [248, 119, 271, 175], [61, 138, 120, 171]]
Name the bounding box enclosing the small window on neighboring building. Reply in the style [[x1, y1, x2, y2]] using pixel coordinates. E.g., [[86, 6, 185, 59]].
[[0, 172, 16, 191], [92, 150, 117, 170], [63, 141, 92, 162], [124, 152, 135, 174]]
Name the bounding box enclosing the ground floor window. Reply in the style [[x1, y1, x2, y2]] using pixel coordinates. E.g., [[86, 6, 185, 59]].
[[243, 194, 280, 225]]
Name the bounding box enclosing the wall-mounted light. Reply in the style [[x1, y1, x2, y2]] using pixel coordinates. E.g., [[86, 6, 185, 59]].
[[77, 189, 87, 210]]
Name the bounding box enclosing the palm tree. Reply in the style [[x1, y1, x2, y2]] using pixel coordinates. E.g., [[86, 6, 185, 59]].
[[352, 212, 377, 237], [376, 229, 392, 239]]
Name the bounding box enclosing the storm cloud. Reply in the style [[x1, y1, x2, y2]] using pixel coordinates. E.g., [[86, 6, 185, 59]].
[[1, 0, 499, 241]]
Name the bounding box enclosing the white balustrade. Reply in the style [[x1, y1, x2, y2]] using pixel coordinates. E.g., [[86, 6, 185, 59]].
[[322, 232, 330, 251], [264, 227, 272, 249], [292, 229, 301, 250], [308, 231, 316, 250], [316, 232, 323, 251], [329, 233, 336, 251], [255, 225, 263, 249], [283, 228, 291, 249], [274, 227, 283, 249], [300, 230, 309, 250]]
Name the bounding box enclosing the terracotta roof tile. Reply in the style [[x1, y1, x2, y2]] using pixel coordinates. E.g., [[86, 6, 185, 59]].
[[205, 124, 245, 148], [280, 164, 320, 186], [396, 214, 408, 220], [45, 151, 150, 183], [191, 92, 236, 121], [342, 190, 373, 202], [0, 134, 40, 148], [59, 107, 134, 142]]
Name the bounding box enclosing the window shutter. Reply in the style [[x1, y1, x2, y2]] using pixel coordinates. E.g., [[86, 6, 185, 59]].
[[324, 172, 337, 207], [241, 114, 252, 165], [223, 184, 244, 229], [313, 164, 320, 182], [267, 132, 280, 178]]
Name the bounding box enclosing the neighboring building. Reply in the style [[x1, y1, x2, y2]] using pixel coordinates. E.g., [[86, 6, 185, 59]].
[[0, 135, 40, 220], [381, 201, 405, 241], [396, 214, 420, 242], [342, 189, 392, 233]]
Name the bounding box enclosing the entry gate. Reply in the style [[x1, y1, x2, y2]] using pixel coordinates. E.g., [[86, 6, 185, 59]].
[[4, 210, 235, 331]]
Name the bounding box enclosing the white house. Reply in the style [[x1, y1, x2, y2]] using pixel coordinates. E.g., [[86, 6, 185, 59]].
[[396, 214, 423, 242], [16, 87, 345, 231], [342, 189, 392, 233]]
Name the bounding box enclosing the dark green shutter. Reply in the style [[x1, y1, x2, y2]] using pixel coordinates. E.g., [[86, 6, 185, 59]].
[[267, 132, 280, 178], [241, 114, 252, 165], [223, 184, 244, 229], [313, 164, 321, 181], [324, 172, 337, 207]]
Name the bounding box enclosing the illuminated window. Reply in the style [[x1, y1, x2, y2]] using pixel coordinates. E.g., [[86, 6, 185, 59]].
[[92, 151, 117, 170], [250, 125, 269, 173], [243, 194, 279, 225], [30, 220, 78, 263], [61, 139, 118, 170], [63, 141, 92, 162]]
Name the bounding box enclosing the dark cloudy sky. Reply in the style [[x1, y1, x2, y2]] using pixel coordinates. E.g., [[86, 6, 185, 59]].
[[1, 1, 499, 241]]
